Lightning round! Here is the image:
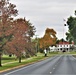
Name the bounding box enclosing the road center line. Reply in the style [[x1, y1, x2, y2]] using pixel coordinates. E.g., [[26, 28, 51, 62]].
[[50, 72, 52, 74], [53, 68, 55, 70]]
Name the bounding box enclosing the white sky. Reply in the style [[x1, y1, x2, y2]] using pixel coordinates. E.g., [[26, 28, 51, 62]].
[[10, 0, 76, 40]]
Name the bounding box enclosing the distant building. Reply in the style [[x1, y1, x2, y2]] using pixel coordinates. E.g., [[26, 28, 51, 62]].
[[49, 46, 57, 52], [56, 41, 74, 51]]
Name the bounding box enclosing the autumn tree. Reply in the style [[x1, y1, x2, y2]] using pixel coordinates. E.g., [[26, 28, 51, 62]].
[[0, 0, 36, 65], [0, 0, 18, 66], [3, 18, 28, 63], [3, 18, 36, 63], [39, 28, 57, 51]]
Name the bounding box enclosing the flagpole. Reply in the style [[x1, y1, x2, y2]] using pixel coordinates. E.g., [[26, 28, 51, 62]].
[[63, 19, 67, 51]]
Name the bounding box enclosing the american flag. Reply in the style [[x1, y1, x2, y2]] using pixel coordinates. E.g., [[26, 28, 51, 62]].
[[63, 19, 66, 21], [63, 19, 66, 26]]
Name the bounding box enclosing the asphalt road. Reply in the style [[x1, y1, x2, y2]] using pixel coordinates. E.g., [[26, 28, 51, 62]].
[[1, 55, 76, 75]]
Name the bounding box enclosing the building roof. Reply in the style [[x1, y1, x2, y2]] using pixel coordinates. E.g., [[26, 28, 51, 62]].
[[59, 42, 69, 44], [58, 41, 74, 45]]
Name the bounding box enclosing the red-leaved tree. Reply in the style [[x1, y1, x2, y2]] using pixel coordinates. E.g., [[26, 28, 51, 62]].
[[0, 0, 36, 66], [3, 18, 36, 63], [0, 0, 18, 66]]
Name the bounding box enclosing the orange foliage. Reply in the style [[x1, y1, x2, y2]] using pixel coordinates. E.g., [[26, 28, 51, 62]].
[[39, 28, 57, 49]]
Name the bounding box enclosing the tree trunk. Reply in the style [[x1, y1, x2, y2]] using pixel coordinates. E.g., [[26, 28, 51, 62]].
[[19, 57, 21, 63], [0, 53, 2, 67]]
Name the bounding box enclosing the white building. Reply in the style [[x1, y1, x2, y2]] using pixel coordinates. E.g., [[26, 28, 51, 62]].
[[49, 46, 58, 52], [57, 42, 74, 51]]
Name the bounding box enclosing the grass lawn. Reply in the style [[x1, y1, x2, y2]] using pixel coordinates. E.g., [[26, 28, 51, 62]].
[[1, 51, 76, 72], [68, 51, 76, 54], [0, 52, 58, 72], [2, 55, 16, 64], [0, 50, 76, 73], [0, 56, 44, 71]]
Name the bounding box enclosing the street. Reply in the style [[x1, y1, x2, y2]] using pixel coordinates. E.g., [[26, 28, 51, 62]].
[[1, 55, 76, 75]]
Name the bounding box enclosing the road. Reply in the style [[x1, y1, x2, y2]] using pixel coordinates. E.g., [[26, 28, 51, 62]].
[[1, 55, 76, 75]]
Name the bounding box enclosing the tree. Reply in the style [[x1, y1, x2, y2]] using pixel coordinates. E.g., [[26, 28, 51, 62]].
[[66, 32, 73, 44], [39, 28, 57, 51], [4, 18, 28, 63], [4, 18, 36, 63], [0, 0, 18, 66], [26, 20, 36, 38], [66, 11, 76, 44], [0, 0, 36, 65], [24, 19, 36, 57]]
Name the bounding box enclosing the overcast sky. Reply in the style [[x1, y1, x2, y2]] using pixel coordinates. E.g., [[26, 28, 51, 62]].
[[10, 0, 76, 39]]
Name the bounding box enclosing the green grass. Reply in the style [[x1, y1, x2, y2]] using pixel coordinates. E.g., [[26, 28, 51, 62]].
[[0, 52, 60, 72], [0, 52, 54, 71], [49, 51, 59, 54], [60, 51, 76, 55], [0, 56, 45, 71], [2, 55, 16, 64], [68, 51, 76, 54]]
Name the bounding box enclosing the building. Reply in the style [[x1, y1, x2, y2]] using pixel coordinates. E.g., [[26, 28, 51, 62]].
[[57, 41, 74, 51], [49, 46, 58, 52]]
